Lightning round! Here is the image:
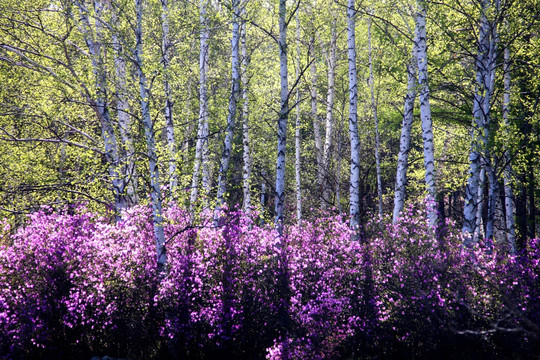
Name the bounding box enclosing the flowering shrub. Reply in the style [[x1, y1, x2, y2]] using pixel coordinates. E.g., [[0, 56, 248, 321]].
[[0, 204, 539, 359]]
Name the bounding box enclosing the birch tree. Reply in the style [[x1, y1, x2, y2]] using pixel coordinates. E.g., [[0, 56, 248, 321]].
[[347, 0, 360, 229], [215, 0, 241, 218], [241, 7, 252, 213], [368, 15, 383, 218], [416, 0, 437, 227], [393, 27, 417, 223], [190, 0, 211, 212], [161, 0, 178, 194], [322, 16, 338, 209], [75, 0, 127, 216], [463, 0, 498, 241], [275, 0, 289, 235], [294, 12, 302, 221], [135, 0, 166, 270], [112, 2, 138, 206], [310, 32, 324, 207], [503, 45, 516, 251]]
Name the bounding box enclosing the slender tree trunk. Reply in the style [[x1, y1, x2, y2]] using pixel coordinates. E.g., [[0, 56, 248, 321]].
[[310, 34, 324, 208], [135, 0, 166, 271], [393, 28, 418, 223], [463, 0, 494, 240], [75, 0, 126, 217], [241, 11, 252, 214], [416, 0, 437, 227], [112, 3, 138, 206], [215, 0, 241, 220], [503, 46, 516, 251], [294, 13, 302, 221], [275, 0, 289, 235], [161, 0, 178, 195], [322, 18, 337, 209], [486, 166, 498, 240], [347, 0, 360, 229], [368, 16, 383, 218], [474, 168, 486, 243], [190, 0, 210, 212]]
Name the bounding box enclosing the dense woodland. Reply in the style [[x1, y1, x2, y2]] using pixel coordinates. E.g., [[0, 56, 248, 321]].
[[1, 0, 540, 358]]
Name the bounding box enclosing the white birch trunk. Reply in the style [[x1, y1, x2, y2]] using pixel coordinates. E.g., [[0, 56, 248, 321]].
[[503, 46, 516, 251], [322, 20, 337, 209], [190, 0, 210, 212], [294, 13, 302, 221], [392, 29, 418, 223], [215, 0, 240, 219], [161, 0, 178, 195], [310, 35, 324, 206], [473, 168, 486, 243], [135, 0, 166, 270], [76, 0, 126, 216], [463, 0, 497, 241], [241, 12, 252, 214], [368, 16, 383, 218], [112, 4, 138, 206], [347, 0, 360, 229], [416, 0, 437, 227], [275, 0, 288, 235]]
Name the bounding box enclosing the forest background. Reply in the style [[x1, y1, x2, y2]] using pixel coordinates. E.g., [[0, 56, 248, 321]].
[[1, 0, 540, 358]]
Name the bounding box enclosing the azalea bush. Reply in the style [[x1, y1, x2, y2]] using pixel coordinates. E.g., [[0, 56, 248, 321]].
[[0, 204, 539, 359]]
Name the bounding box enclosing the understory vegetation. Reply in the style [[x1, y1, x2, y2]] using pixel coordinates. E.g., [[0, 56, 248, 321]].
[[1, 204, 539, 360]]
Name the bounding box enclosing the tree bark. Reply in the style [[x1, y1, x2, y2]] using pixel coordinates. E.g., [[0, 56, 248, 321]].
[[368, 16, 383, 218], [215, 0, 241, 220], [111, 2, 138, 207], [275, 0, 288, 235], [190, 0, 210, 213], [294, 12, 302, 221], [241, 10, 252, 214], [392, 28, 418, 223], [135, 0, 166, 271], [463, 0, 498, 243], [310, 33, 324, 208], [347, 0, 360, 229], [75, 0, 127, 217], [161, 0, 178, 195], [322, 16, 337, 209], [503, 46, 516, 251], [416, 0, 437, 227]]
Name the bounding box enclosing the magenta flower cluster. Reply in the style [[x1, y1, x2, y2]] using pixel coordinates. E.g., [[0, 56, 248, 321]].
[[0, 204, 539, 359]]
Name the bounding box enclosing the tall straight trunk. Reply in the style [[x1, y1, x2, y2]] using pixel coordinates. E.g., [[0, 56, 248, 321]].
[[322, 18, 337, 209], [393, 29, 418, 223], [241, 11, 252, 213], [485, 21, 499, 241], [347, 0, 360, 229], [112, 3, 138, 206], [368, 16, 383, 218], [294, 13, 302, 221], [275, 0, 288, 235], [310, 34, 324, 206], [75, 0, 126, 216], [135, 0, 166, 270], [473, 167, 485, 243], [503, 46, 516, 251], [161, 0, 178, 194], [486, 165, 498, 240], [215, 0, 240, 219], [416, 0, 437, 227], [463, 0, 495, 240], [190, 0, 210, 211]]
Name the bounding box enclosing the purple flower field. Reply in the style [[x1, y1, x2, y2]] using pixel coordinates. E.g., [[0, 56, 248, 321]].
[[1, 204, 539, 359]]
